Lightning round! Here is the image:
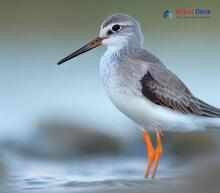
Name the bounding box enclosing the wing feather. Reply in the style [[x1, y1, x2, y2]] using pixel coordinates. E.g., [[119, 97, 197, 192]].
[[134, 49, 220, 117], [140, 70, 220, 117]]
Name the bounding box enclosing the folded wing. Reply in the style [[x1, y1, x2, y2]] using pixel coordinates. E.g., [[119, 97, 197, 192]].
[[140, 62, 220, 117]]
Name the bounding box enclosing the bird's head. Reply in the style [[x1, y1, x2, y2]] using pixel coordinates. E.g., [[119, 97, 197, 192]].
[[57, 13, 143, 65], [100, 13, 144, 49]]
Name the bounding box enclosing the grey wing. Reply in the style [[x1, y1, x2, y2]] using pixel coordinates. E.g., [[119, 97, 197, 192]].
[[140, 62, 220, 117]]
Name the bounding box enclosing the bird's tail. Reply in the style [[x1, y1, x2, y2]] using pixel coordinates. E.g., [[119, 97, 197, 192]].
[[196, 98, 220, 118], [191, 98, 220, 130]]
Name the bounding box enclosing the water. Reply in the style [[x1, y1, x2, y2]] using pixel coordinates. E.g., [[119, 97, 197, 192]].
[[1, 153, 182, 192], [1, 146, 220, 193]]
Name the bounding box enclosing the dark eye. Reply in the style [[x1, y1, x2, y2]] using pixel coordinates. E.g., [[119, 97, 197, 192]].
[[112, 24, 121, 32]]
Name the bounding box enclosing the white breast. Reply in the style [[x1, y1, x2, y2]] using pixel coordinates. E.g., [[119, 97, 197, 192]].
[[100, 48, 160, 131]]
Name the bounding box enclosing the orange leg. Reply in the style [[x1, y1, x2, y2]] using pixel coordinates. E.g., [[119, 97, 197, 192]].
[[151, 129, 163, 178], [144, 131, 155, 178]]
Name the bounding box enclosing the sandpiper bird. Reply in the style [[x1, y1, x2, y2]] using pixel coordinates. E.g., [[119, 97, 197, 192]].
[[57, 14, 220, 178]]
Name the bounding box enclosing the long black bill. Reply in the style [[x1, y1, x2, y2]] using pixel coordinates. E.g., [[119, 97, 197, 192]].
[[57, 37, 103, 65]]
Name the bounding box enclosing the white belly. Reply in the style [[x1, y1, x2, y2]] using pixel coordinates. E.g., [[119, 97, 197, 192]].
[[106, 85, 192, 132], [107, 87, 220, 132]]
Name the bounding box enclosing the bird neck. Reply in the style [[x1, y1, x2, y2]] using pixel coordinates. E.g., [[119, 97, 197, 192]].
[[106, 43, 142, 56]]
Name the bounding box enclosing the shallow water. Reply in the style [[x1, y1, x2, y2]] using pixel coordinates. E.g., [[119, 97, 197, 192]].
[[1, 153, 183, 192], [2, 150, 220, 193]]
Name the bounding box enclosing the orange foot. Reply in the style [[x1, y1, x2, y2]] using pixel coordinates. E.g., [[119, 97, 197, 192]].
[[144, 129, 163, 178]]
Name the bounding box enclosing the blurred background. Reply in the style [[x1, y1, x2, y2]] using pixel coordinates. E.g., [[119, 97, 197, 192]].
[[0, 0, 220, 192]]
